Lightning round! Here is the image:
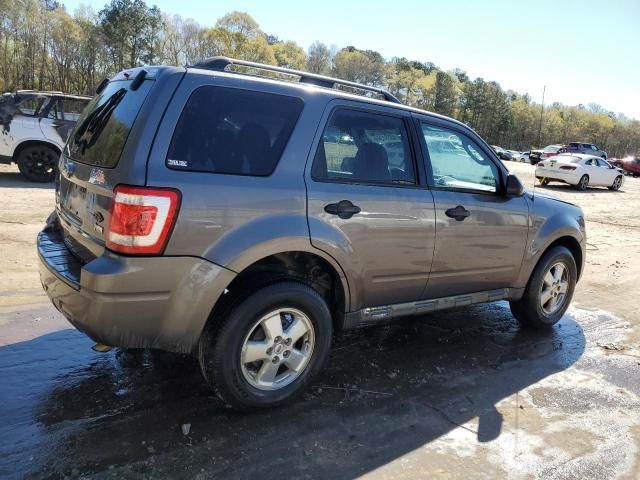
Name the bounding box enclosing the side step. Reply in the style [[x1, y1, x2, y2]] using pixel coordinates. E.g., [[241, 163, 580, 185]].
[[343, 287, 524, 329]]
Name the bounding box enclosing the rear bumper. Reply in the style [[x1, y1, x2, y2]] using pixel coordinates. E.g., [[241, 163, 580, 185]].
[[38, 229, 235, 353], [535, 168, 579, 185]]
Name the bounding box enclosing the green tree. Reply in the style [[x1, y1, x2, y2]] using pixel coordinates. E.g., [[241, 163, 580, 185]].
[[215, 11, 261, 39], [273, 40, 306, 69], [98, 0, 163, 70]]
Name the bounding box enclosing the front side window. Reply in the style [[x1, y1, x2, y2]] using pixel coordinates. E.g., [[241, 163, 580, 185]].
[[167, 86, 303, 176], [312, 108, 415, 184], [421, 122, 499, 193]]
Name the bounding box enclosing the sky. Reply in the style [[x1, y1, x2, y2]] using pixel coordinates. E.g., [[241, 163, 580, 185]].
[[64, 0, 640, 119]]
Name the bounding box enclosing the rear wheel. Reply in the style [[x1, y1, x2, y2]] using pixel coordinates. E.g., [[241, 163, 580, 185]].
[[608, 175, 623, 191], [510, 246, 576, 329], [16, 145, 58, 182], [576, 174, 589, 191], [198, 281, 333, 410]]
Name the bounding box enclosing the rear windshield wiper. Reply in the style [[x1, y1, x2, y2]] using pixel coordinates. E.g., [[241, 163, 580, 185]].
[[73, 88, 126, 153]]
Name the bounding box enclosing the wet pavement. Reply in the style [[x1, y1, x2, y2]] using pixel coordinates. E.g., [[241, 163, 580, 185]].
[[1, 300, 639, 479]]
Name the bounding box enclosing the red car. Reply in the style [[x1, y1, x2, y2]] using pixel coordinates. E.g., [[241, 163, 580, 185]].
[[612, 156, 640, 176]]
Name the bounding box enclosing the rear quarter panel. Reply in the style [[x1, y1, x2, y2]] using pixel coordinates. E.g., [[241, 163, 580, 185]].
[[145, 72, 350, 295]]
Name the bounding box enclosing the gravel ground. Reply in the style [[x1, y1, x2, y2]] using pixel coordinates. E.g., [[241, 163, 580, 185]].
[[0, 162, 639, 479]]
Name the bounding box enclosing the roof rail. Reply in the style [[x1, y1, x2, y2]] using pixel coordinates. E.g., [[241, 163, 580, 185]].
[[190, 56, 401, 104]]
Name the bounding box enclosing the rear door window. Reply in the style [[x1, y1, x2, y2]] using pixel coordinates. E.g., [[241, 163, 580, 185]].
[[312, 108, 416, 184], [17, 95, 45, 116], [167, 86, 303, 176]]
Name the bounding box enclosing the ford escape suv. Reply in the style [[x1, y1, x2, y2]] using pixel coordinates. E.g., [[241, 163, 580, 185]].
[[38, 58, 586, 409]]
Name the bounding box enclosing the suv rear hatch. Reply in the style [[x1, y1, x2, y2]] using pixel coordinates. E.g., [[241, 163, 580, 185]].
[[56, 67, 177, 262]]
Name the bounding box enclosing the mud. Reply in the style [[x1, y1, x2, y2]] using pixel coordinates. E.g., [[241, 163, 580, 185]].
[[0, 162, 639, 479]]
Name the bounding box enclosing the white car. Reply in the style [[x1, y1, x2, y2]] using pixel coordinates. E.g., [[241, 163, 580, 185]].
[[0, 90, 90, 182], [511, 150, 530, 163], [535, 153, 624, 191]]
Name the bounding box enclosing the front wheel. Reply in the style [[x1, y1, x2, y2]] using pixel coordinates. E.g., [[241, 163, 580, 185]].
[[16, 145, 58, 182], [198, 281, 333, 410], [510, 246, 577, 329]]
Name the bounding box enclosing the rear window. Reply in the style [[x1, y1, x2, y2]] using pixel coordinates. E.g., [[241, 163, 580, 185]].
[[67, 79, 153, 168], [166, 86, 303, 176]]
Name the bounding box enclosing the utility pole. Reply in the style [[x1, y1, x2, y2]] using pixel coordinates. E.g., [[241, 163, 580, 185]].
[[536, 85, 546, 147]]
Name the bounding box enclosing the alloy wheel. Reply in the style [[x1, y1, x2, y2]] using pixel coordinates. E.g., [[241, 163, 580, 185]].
[[240, 308, 315, 391], [539, 262, 569, 315]]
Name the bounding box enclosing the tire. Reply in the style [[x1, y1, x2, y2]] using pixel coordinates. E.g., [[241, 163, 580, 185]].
[[198, 281, 333, 410], [608, 175, 623, 191], [16, 145, 58, 182], [575, 174, 589, 191], [509, 246, 577, 329]]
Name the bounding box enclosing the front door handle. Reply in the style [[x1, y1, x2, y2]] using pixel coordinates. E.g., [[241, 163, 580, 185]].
[[324, 200, 361, 219], [445, 205, 470, 221]]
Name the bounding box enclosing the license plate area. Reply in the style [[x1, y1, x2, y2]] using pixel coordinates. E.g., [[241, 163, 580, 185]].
[[60, 181, 87, 224]]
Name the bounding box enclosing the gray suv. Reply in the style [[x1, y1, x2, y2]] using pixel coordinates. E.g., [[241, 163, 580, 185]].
[[37, 58, 586, 409], [560, 142, 608, 159]]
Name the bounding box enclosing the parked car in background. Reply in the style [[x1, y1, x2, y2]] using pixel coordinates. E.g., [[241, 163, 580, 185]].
[[0, 90, 90, 182], [529, 144, 563, 164], [559, 142, 607, 159], [37, 58, 586, 410], [610, 155, 640, 176], [492, 145, 513, 160], [535, 153, 624, 191], [511, 151, 530, 163]]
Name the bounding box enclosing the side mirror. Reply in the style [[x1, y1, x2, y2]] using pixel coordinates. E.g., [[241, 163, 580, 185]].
[[505, 174, 525, 197]]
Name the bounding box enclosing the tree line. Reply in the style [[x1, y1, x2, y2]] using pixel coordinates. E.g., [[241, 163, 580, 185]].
[[1, 0, 638, 157]]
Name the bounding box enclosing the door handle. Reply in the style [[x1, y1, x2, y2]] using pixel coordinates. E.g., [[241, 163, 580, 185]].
[[324, 200, 361, 219], [445, 205, 470, 221]]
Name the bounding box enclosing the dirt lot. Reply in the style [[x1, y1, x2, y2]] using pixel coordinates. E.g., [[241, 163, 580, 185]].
[[0, 161, 639, 479]]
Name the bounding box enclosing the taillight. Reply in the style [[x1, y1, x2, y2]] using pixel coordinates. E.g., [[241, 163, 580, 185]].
[[107, 185, 181, 255], [560, 166, 577, 170]]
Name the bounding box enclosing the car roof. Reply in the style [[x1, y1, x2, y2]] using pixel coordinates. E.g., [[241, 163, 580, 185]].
[[184, 65, 475, 133]]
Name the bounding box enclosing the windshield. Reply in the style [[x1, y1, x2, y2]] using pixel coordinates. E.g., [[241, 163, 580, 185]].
[[66, 78, 153, 168], [544, 145, 561, 153]]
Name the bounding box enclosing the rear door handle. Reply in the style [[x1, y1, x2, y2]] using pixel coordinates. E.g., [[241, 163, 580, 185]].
[[324, 200, 361, 219], [445, 205, 470, 221]]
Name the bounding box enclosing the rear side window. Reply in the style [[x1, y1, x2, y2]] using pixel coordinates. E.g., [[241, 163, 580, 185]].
[[167, 86, 303, 176], [48, 98, 88, 121]]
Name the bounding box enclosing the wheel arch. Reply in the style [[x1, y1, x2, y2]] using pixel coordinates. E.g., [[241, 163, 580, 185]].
[[12, 139, 62, 162], [204, 250, 350, 337], [541, 236, 584, 280]]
